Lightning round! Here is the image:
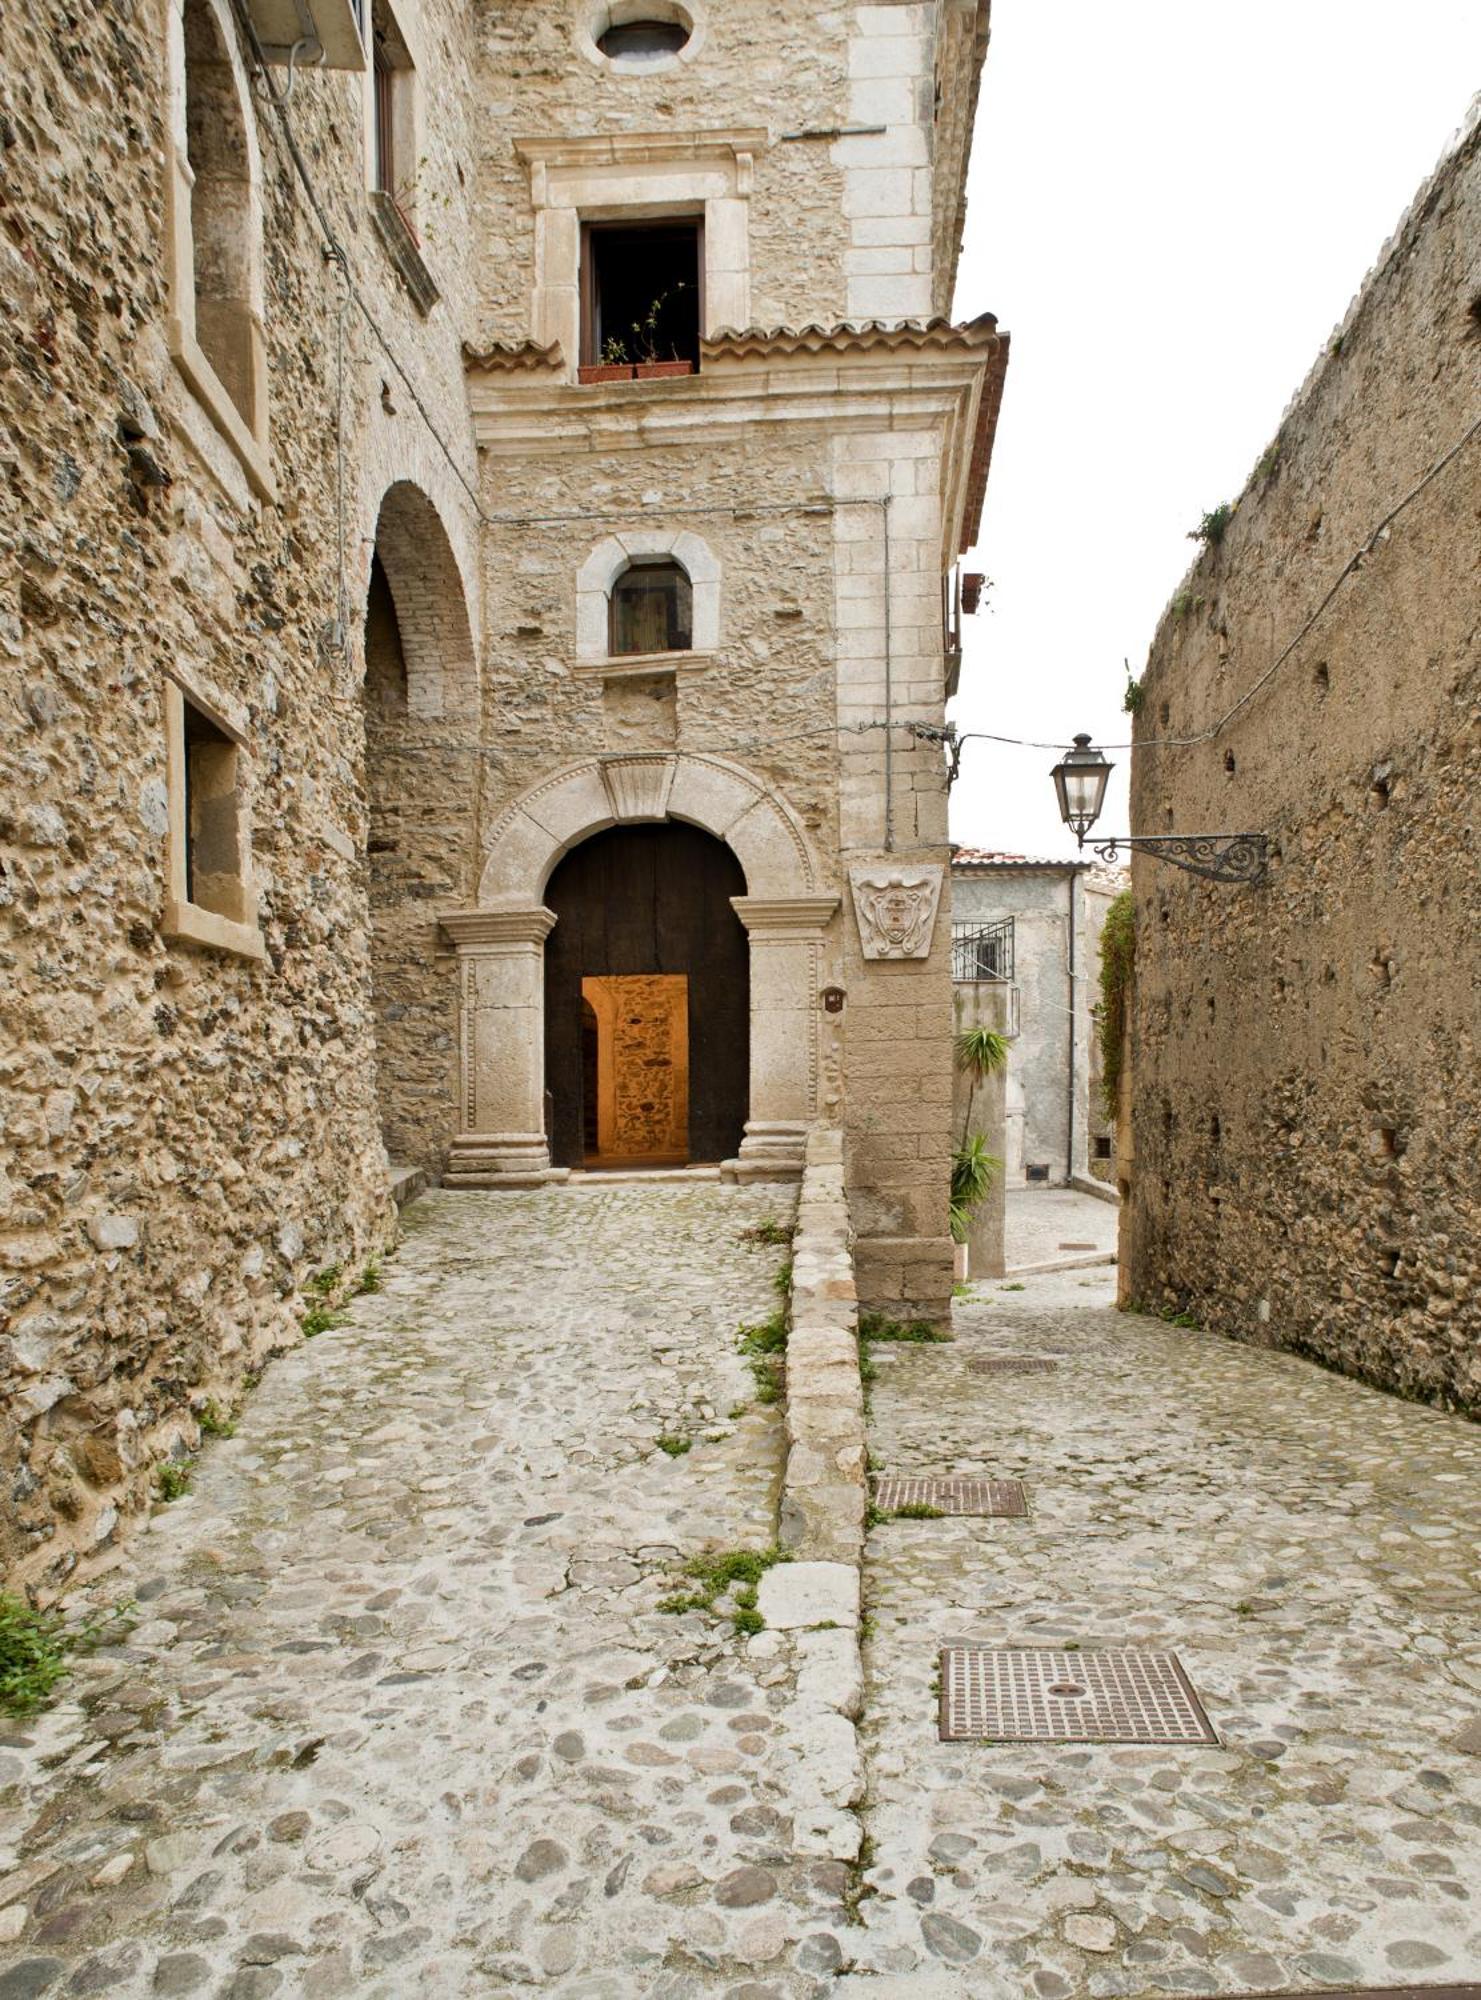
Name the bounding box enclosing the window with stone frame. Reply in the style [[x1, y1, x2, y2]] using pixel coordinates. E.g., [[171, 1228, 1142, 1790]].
[[162, 676, 264, 960], [370, 0, 417, 228], [609, 557, 693, 655], [581, 219, 702, 371]]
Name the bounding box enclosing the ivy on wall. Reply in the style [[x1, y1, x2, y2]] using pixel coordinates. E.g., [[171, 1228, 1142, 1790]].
[[1098, 888, 1135, 1122]]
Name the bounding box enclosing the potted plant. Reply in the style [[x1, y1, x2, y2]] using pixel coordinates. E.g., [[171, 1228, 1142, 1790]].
[[578, 283, 695, 384]]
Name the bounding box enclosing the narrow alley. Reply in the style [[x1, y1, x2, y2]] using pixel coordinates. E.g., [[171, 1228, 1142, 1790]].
[[3, 1192, 1480, 1997]]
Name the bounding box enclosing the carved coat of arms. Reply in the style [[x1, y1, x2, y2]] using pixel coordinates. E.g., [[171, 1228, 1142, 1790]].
[[849, 865, 943, 960]]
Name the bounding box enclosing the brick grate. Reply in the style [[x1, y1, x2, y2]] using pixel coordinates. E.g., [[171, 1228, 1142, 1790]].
[[939, 1646, 1218, 1744], [968, 1356, 1059, 1375], [873, 1475, 1027, 1517]]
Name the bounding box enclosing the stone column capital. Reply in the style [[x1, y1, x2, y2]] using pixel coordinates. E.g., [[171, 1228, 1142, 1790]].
[[439, 905, 557, 950], [729, 895, 840, 938]]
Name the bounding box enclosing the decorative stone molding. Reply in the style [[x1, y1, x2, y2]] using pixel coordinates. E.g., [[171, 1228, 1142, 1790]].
[[369, 191, 439, 317], [576, 529, 721, 661], [849, 865, 944, 960], [600, 753, 676, 822], [438, 906, 565, 1186]]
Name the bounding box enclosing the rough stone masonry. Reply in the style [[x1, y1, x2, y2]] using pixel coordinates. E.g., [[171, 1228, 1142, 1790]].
[[1121, 101, 1481, 1415], [0, 0, 1005, 1586]]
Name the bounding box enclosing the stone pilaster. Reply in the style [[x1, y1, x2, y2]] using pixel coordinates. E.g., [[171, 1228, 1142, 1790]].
[[725, 895, 840, 1181], [439, 907, 565, 1187]]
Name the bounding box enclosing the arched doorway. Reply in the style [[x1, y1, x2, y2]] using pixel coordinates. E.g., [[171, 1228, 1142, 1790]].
[[361, 481, 479, 1175], [544, 823, 748, 1169]]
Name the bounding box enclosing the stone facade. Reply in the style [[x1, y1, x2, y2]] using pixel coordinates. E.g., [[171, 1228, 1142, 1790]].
[[1120, 103, 1481, 1414], [950, 852, 1123, 1187], [1, 1, 1003, 1584]]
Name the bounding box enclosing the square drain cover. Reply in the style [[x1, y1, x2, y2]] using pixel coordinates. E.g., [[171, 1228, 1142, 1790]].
[[939, 1647, 1218, 1745], [873, 1476, 1027, 1517], [969, 1356, 1059, 1375]]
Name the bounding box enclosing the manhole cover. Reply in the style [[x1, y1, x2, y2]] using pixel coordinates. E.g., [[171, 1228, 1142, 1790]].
[[872, 1476, 1027, 1517], [939, 1647, 1218, 1744], [968, 1356, 1059, 1375]]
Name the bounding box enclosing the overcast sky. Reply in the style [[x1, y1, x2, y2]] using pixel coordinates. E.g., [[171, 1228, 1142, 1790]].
[[948, 2, 1481, 859]]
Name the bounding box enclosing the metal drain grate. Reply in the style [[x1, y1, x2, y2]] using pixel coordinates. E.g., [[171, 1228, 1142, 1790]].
[[873, 1476, 1027, 1517], [968, 1356, 1059, 1375], [939, 1647, 1218, 1744]]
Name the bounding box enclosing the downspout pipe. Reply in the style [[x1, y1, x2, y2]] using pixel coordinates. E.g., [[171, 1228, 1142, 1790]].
[[1066, 870, 1076, 1184]]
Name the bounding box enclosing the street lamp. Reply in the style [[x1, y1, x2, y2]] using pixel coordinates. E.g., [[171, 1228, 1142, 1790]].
[[1049, 733, 1268, 885]]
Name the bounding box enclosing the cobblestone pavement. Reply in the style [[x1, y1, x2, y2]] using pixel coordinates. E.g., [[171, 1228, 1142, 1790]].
[[0, 1183, 877, 2000], [849, 1266, 1481, 1995], [1005, 1191, 1118, 1275]]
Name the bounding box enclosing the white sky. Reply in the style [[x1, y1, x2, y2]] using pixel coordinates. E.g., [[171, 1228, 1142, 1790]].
[[948, 1, 1481, 859]]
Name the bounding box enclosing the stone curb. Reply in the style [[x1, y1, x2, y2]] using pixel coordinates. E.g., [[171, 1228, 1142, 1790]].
[[769, 1125, 867, 1860]]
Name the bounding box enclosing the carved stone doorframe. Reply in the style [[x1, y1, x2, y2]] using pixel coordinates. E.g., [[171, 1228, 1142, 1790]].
[[438, 753, 836, 1185]]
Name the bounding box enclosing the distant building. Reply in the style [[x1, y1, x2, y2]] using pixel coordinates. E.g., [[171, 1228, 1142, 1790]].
[[951, 853, 1125, 1188]]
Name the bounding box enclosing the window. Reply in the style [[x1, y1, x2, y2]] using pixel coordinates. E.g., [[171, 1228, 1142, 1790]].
[[370, 0, 414, 220], [598, 20, 689, 60], [1093, 1134, 1113, 1161], [582, 220, 701, 373], [610, 558, 692, 655], [162, 676, 263, 959], [165, 0, 272, 496]]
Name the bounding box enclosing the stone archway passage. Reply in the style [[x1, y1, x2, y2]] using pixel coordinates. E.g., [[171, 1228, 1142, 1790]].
[[546, 825, 747, 1169]]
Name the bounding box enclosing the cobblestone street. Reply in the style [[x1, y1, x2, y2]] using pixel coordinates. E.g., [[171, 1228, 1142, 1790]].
[[852, 1266, 1481, 1994], [0, 1185, 864, 1999], [4, 1195, 1481, 1999]]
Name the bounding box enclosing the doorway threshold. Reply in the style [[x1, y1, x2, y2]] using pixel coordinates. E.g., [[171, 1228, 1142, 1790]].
[[565, 1164, 722, 1186]]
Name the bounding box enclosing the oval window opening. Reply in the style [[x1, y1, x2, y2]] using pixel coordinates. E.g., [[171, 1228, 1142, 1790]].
[[598, 20, 690, 62]]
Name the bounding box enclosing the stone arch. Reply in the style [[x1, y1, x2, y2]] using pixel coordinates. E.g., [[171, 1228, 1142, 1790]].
[[477, 752, 818, 905], [369, 481, 480, 722], [575, 529, 720, 660]]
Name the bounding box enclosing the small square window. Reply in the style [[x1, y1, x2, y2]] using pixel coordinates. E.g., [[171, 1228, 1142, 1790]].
[[1093, 1134, 1114, 1161], [162, 677, 263, 960]]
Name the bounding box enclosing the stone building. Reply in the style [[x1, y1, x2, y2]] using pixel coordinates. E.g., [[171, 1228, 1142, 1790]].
[[1, 1, 1005, 1584], [1120, 100, 1480, 1414], [950, 851, 1122, 1188]]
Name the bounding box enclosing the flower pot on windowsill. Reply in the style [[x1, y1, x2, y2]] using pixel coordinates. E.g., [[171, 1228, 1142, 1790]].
[[578, 363, 637, 383], [633, 359, 694, 379]]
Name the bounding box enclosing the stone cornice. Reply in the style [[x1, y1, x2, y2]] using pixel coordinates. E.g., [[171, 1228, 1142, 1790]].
[[512, 128, 768, 173], [467, 328, 1001, 573], [440, 907, 557, 949], [731, 895, 841, 935]]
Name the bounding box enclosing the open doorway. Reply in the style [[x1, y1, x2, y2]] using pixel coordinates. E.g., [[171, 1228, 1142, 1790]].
[[581, 974, 689, 1166]]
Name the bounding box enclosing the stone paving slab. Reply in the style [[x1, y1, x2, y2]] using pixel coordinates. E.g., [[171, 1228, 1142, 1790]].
[[0, 1184, 869, 1999], [853, 1266, 1481, 1994], [1005, 1187, 1119, 1274]]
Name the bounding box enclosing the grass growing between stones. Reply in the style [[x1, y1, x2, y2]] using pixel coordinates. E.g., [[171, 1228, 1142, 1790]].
[[739, 1304, 788, 1406], [301, 1303, 347, 1339], [656, 1435, 692, 1458], [657, 1546, 791, 1633], [196, 1399, 235, 1439], [858, 1311, 952, 1344], [155, 1458, 194, 1502], [740, 1218, 794, 1248]]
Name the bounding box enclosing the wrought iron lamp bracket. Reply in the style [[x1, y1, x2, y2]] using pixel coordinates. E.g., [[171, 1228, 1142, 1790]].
[[1087, 833, 1268, 885]]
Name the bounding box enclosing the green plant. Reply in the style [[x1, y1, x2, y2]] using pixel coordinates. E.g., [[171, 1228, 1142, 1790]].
[[305, 1265, 341, 1299], [602, 281, 692, 366], [1097, 886, 1134, 1122], [750, 1358, 783, 1405], [892, 1502, 945, 1520], [741, 1218, 793, 1248], [657, 1545, 789, 1625], [155, 1459, 193, 1502], [1122, 668, 1144, 716], [656, 1435, 692, 1458], [301, 1304, 346, 1339], [1000, 1281, 1025, 1292], [1235, 1600, 1254, 1616], [772, 1261, 793, 1300], [0, 1595, 70, 1717], [859, 1311, 950, 1344], [197, 1400, 235, 1439], [954, 1025, 1009, 1083], [728, 1402, 750, 1420], [951, 1283, 973, 1300], [740, 1310, 787, 1355], [1188, 503, 1233, 548], [356, 1259, 381, 1295], [864, 1502, 886, 1530], [1253, 440, 1281, 484], [950, 1134, 1002, 1246], [1329, 332, 1344, 357]]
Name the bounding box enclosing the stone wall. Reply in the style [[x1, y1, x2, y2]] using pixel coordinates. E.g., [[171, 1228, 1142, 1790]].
[[0, 0, 483, 1588], [1122, 106, 1481, 1414]]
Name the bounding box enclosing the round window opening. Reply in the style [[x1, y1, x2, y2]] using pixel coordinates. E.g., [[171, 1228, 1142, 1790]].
[[598, 19, 690, 62]]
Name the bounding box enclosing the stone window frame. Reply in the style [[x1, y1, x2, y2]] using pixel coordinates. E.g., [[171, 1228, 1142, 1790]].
[[513, 129, 763, 379], [576, 529, 720, 666], [576, 1, 707, 77], [162, 0, 274, 502], [161, 667, 265, 962]]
